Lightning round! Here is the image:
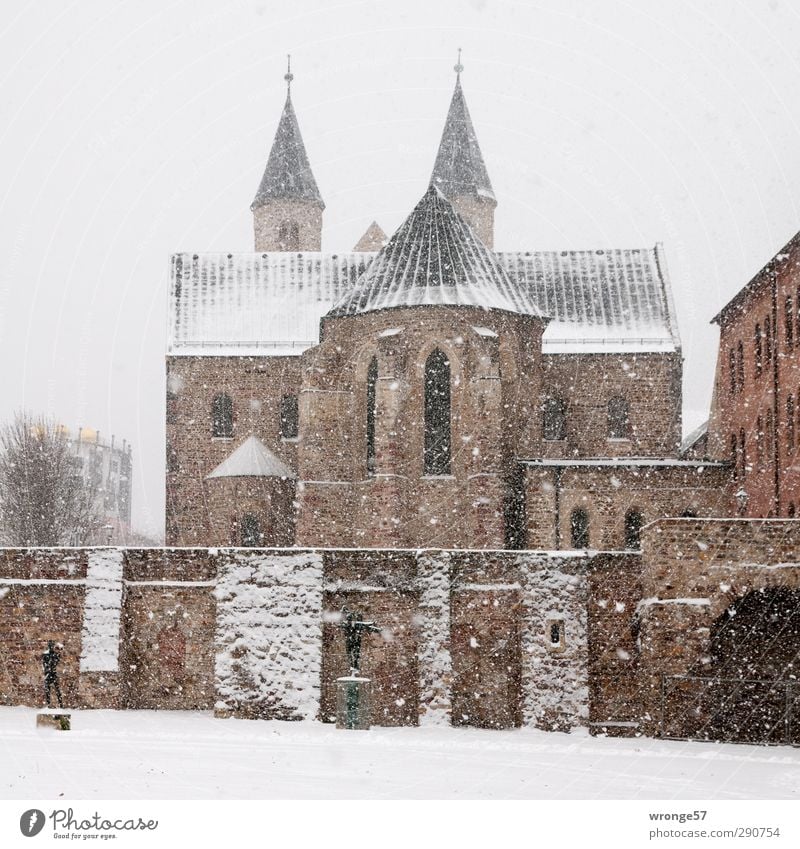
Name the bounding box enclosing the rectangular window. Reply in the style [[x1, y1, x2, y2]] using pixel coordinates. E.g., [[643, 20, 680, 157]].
[[280, 394, 299, 439], [546, 618, 566, 653]]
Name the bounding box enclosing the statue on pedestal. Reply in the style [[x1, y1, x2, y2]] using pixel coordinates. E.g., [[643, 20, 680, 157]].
[[42, 641, 63, 708], [339, 607, 381, 675]]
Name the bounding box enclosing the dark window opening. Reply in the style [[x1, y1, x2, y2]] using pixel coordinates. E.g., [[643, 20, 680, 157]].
[[624, 509, 644, 550], [765, 314, 772, 362], [278, 221, 300, 251], [730, 433, 738, 480], [788, 503, 796, 518], [736, 341, 745, 390], [607, 396, 630, 439], [550, 622, 562, 645], [788, 395, 795, 456], [570, 508, 590, 548], [786, 296, 794, 348], [211, 393, 233, 438], [739, 428, 746, 478], [681, 509, 698, 518], [366, 356, 377, 474], [542, 396, 566, 441], [280, 394, 299, 439], [424, 349, 451, 476], [240, 513, 262, 547]]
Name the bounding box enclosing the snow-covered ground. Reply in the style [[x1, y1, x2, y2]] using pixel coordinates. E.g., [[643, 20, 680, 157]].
[[1, 707, 799, 800]]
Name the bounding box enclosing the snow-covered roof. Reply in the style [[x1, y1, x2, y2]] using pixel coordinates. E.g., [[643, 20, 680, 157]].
[[206, 435, 296, 480], [430, 77, 495, 203], [168, 251, 373, 356], [519, 458, 726, 468], [679, 420, 709, 457], [327, 186, 542, 318], [251, 92, 324, 209], [168, 243, 679, 356], [497, 244, 680, 354]]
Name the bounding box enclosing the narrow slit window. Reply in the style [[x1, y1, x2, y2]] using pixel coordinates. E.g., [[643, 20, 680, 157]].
[[366, 356, 377, 473], [624, 509, 644, 550], [280, 394, 299, 439], [424, 349, 451, 476], [570, 508, 590, 548], [211, 393, 233, 438]]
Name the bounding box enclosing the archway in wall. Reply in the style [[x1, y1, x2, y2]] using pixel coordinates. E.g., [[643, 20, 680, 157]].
[[703, 588, 800, 744]]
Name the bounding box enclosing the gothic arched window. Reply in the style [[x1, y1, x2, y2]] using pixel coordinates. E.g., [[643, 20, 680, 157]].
[[736, 340, 745, 390], [280, 394, 299, 439], [624, 509, 644, 550], [607, 396, 630, 439], [542, 396, 566, 441], [240, 513, 262, 547], [211, 393, 233, 438], [366, 356, 378, 474], [424, 349, 451, 476], [278, 221, 300, 251], [570, 508, 590, 549]]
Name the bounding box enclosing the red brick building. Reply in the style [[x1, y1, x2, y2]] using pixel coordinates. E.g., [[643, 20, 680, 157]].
[[166, 66, 728, 549], [708, 232, 800, 517]]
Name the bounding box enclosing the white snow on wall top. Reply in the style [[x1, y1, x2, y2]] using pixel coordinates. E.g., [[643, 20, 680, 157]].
[[206, 435, 296, 480], [168, 241, 678, 355]]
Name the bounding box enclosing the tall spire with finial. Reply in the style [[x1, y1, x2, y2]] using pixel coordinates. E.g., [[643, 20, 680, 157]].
[[429, 50, 496, 247], [251, 58, 324, 251]]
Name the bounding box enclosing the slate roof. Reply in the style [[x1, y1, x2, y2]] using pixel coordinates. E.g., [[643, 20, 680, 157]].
[[167, 245, 679, 356], [251, 93, 324, 209], [430, 78, 495, 202], [206, 435, 296, 479], [327, 186, 541, 318]]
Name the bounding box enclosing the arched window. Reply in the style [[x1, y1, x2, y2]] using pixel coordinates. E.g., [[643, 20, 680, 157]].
[[240, 513, 262, 547], [755, 323, 763, 375], [280, 394, 299, 439], [787, 395, 795, 456], [211, 393, 233, 438], [424, 349, 451, 476], [277, 221, 300, 251], [542, 396, 566, 441], [570, 508, 590, 548], [366, 356, 378, 474], [607, 396, 630, 439], [624, 509, 644, 550]]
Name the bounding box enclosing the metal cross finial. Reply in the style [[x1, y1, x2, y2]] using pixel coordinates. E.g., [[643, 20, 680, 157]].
[[284, 54, 293, 91], [454, 47, 464, 77]]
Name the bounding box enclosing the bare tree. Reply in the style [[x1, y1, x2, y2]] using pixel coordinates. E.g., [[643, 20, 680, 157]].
[[0, 412, 102, 546]]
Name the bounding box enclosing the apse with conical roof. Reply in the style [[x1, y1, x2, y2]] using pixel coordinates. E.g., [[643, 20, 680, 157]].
[[252, 58, 324, 252], [328, 185, 540, 318], [429, 55, 497, 248]]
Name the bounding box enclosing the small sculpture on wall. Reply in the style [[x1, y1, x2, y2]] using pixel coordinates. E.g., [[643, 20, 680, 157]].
[[339, 607, 381, 675]]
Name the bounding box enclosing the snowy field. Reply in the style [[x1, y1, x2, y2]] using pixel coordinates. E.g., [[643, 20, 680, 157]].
[[1, 707, 799, 800]]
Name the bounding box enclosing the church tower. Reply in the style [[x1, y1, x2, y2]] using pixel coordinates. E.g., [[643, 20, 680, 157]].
[[251, 59, 324, 252], [430, 53, 497, 248]]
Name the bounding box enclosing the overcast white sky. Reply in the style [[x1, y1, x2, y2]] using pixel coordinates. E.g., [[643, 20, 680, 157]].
[[1, 0, 800, 537]]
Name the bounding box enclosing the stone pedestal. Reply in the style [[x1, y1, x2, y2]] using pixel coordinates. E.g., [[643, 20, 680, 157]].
[[36, 711, 71, 731], [336, 676, 371, 730]]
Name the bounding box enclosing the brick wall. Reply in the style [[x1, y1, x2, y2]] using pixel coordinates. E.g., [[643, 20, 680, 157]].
[[166, 355, 301, 545]]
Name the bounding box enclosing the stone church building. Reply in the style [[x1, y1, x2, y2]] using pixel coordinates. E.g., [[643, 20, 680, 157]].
[[165, 68, 729, 550]]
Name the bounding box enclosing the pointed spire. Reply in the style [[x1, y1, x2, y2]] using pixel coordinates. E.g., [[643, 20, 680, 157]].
[[327, 186, 539, 318], [251, 62, 324, 210], [430, 56, 495, 203]]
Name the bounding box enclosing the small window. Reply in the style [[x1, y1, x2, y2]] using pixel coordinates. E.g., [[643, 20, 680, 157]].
[[570, 508, 590, 548], [607, 397, 630, 440], [211, 393, 233, 438], [546, 618, 566, 652], [542, 396, 566, 441], [789, 503, 796, 518], [280, 394, 299, 439], [278, 221, 300, 251], [424, 349, 451, 476], [240, 514, 262, 547], [624, 509, 644, 550], [681, 509, 698, 518], [366, 356, 378, 474]]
